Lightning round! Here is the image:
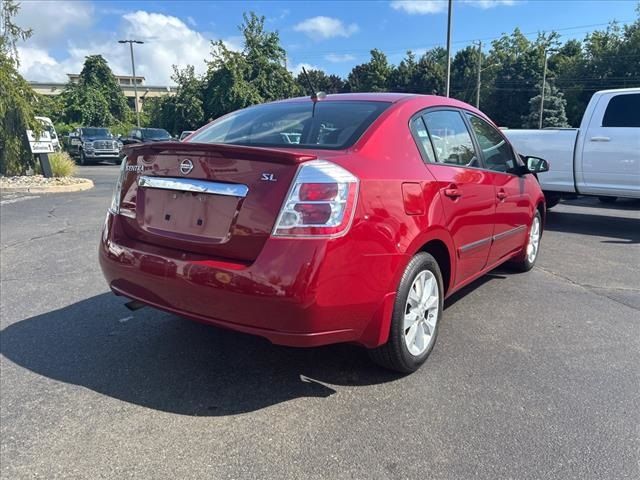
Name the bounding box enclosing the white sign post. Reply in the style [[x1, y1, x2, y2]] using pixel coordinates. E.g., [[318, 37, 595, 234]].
[[26, 130, 54, 177]]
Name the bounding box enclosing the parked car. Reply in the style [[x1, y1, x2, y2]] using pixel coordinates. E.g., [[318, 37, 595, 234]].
[[504, 88, 640, 207], [179, 130, 194, 141], [100, 93, 548, 373], [35, 117, 61, 151], [121, 128, 175, 145], [67, 127, 122, 165]]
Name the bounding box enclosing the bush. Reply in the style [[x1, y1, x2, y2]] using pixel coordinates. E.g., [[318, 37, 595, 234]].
[[34, 152, 77, 177]]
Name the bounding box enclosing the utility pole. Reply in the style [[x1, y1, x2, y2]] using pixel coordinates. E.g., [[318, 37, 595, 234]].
[[119, 39, 144, 127], [445, 0, 453, 97], [538, 48, 557, 129], [475, 40, 482, 108], [538, 49, 549, 129]]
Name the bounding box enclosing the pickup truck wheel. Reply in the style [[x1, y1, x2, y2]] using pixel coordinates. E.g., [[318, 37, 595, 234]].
[[368, 252, 443, 373], [598, 196, 617, 204], [79, 150, 88, 165], [509, 210, 542, 272], [544, 192, 561, 209]]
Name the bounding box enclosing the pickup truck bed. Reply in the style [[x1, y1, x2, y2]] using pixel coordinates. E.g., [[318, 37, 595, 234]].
[[505, 129, 579, 194]]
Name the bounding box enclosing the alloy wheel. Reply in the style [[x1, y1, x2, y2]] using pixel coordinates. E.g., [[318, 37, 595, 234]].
[[527, 215, 541, 263], [403, 270, 439, 356]]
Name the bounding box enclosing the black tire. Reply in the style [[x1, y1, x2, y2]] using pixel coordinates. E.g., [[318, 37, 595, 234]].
[[508, 210, 542, 272], [544, 192, 561, 209], [79, 150, 88, 165], [368, 252, 444, 373], [598, 196, 617, 204]]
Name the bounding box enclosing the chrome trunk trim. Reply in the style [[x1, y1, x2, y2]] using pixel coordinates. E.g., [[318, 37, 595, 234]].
[[138, 176, 248, 198]]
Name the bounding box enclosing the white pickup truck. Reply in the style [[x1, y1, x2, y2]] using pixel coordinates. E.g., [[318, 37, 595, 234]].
[[504, 88, 640, 207]]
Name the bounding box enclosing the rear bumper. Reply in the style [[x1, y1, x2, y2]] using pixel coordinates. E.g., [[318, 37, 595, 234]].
[[99, 212, 404, 348]]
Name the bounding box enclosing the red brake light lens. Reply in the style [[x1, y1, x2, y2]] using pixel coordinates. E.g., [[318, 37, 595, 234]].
[[273, 160, 359, 237], [299, 183, 339, 201]]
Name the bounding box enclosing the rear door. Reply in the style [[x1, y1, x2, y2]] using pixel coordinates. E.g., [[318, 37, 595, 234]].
[[465, 113, 531, 264], [418, 109, 496, 286], [580, 92, 640, 197]]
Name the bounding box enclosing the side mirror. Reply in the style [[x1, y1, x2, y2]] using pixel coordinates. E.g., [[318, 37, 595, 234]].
[[526, 156, 550, 173]]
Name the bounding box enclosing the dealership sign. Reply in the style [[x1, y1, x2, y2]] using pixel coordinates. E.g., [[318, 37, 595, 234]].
[[26, 130, 54, 154]]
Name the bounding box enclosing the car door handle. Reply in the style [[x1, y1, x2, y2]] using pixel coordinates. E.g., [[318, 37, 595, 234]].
[[496, 190, 507, 201], [444, 185, 462, 198], [590, 136, 610, 142]]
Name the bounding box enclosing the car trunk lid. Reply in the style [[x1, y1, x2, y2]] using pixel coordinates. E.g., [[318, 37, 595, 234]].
[[118, 142, 318, 262]]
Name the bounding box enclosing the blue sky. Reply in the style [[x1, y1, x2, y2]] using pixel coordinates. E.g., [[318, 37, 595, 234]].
[[17, 0, 638, 85]]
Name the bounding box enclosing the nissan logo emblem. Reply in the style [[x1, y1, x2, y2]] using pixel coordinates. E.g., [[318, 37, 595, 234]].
[[179, 159, 194, 175]]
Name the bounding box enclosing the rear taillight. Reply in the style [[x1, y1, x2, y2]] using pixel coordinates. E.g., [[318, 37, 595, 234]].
[[108, 157, 127, 214], [273, 160, 359, 237]]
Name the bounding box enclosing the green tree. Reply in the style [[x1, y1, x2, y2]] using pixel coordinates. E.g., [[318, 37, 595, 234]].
[[1, 0, 32, 65], [450, 46, 484, 105], [414, 47, 447, 95], [388, 51, 419, 93], [148, 65, 205, 135], [295, 69, 346, 94], [0, 0, 38, 175], [61, 55, 130, 126], [348, 49, 392, 92], [203, 12, 297, 120], [522, 80, 569, 128]]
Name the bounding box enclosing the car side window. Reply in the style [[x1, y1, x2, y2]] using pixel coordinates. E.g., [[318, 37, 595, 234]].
[[422, 110, 478, 167], [602, 93, 640, 127], [466, 114, 518, 173], [410, 116, 436, 163]]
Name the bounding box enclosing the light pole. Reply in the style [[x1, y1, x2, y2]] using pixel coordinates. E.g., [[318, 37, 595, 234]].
[[119, 39, 144, 127], [445, 0, 453, 97], [539, 48, 556, 129]]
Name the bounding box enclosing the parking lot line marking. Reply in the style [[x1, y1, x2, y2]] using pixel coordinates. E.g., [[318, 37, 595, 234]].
[[0, 196, 41, 205]]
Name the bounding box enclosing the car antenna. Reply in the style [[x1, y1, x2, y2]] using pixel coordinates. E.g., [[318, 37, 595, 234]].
[[301, 67, 326, 116]]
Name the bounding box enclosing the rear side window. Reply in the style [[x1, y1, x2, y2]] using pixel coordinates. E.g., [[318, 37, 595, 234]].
[[410, 117, 436, 163], [189, 101, 390, 150], [422, 110, 478, 167], [602, 94, 640, 127]]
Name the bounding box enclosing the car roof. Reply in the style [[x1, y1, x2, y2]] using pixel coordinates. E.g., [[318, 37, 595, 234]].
[[270, 92, 477, 111], [275, 92, 417, 104]]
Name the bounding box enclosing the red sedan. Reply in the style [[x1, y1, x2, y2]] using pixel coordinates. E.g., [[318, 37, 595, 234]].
[[100, 93, 547, 373]]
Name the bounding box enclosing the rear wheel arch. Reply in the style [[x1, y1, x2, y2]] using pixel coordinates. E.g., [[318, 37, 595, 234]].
[[536, 201, 546, 234], [418, 239, 452, 297]]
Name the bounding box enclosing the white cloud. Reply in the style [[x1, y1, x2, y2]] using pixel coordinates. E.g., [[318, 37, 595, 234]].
[[288, 62, 319, 76], [325, 53, 356, 63], [391, 0, 516, 14], [466, 0, 516, 8], [18, 10, 241, 85], [16, 0, 94, 46], [391, 1, 448, 14], [293, 16, 359, 40]]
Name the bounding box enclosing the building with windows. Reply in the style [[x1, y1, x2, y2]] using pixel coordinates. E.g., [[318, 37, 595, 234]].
[[29, 74, 177, 112]]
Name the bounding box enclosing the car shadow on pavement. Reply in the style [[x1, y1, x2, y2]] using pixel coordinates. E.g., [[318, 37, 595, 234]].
[[1, 293, 404, 417], [545, 209, 640, 244]]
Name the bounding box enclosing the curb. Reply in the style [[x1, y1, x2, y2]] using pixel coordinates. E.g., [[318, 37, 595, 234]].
[[0, 179, 94, 194]]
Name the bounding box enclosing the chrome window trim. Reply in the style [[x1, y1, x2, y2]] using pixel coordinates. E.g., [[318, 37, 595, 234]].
[[138, 176, 248, 198]]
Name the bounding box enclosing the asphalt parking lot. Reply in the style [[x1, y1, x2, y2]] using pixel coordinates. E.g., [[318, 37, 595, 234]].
[[1, 164, 639, 479]]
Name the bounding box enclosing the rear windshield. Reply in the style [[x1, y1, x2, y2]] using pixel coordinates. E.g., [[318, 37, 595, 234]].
[[144, 129, 171, 139], [188, 101, 391, 149]]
